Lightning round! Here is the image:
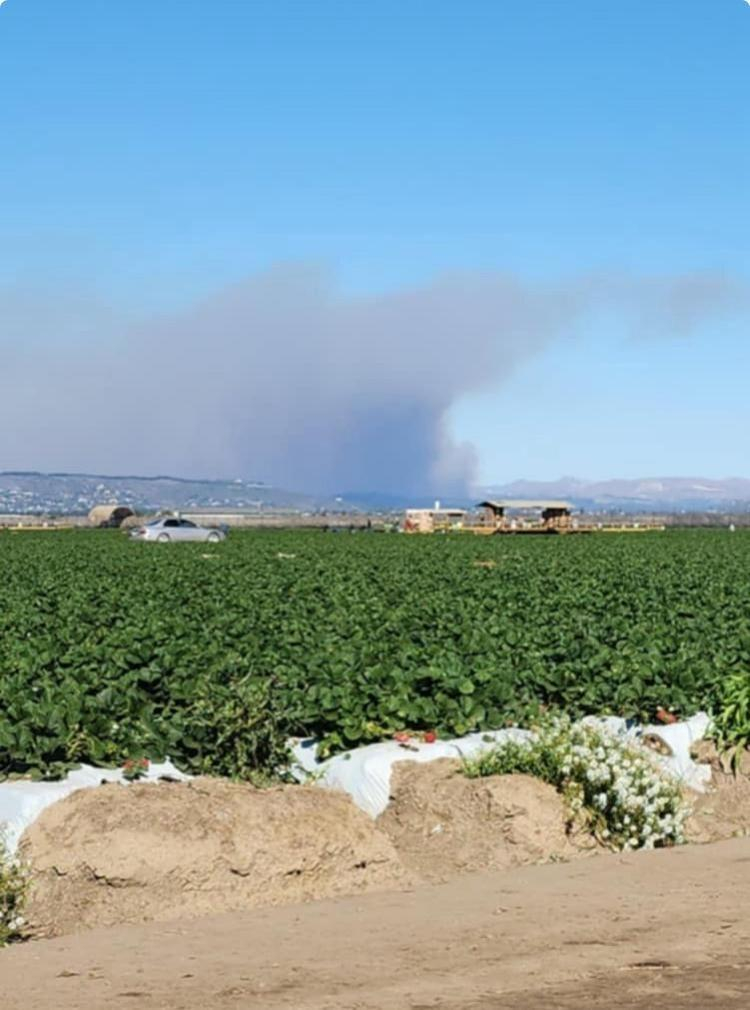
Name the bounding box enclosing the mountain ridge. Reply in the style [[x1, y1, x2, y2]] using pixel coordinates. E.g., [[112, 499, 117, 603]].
[[2, 471, 750, 515], [480, 476, 750, 511]]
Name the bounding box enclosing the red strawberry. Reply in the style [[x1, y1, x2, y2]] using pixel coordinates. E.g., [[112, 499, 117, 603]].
[[656, 707, 677, 725], [423, 731, 437, 744]]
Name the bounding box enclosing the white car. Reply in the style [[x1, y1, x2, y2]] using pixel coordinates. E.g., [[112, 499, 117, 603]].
[[130, 517, 226, 543]]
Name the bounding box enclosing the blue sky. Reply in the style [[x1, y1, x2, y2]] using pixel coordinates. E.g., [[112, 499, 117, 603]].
[[1, 0, 748, 487]]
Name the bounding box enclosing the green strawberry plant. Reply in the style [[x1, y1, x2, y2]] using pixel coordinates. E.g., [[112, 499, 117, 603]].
[[0, 527, 748, 780]]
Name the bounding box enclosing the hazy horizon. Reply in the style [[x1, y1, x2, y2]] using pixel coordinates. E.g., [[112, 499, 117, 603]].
[[4, 469, 750, 504], [2, 1, 749, 493]]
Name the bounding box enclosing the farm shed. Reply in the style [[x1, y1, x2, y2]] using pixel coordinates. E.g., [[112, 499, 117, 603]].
[[88, 504, 135, 528], [476, 500, 574, 533]]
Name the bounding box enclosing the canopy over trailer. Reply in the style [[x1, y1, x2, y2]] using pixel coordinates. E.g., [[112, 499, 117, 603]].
[[476, 500, 574, 533]]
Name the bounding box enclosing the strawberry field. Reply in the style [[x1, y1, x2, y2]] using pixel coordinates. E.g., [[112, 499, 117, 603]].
[[1, 529, 748, 780]]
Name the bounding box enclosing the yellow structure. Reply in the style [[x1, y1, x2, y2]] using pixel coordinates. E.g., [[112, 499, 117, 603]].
[[403, 506, 467, 533], [401, 499, 667, 536]]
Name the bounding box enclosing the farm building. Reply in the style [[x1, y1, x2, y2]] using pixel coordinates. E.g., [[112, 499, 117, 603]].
[[403, 506, 467, 533], [88, 504, 136, 528], [476, 500, 574, 533]]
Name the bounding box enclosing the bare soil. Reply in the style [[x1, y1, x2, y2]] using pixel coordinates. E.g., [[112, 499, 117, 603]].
[[3, 836, 749, 1010], [686, 748, 750, 844], [21, 763, 594, 937], [9, 756, 750, 1007], [20, 777, 412, 937], [20, 756, 750, 941], [378, 759, 593, 881]]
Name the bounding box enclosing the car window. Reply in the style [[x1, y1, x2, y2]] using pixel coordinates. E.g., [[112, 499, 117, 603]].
[[164, 519, 180, 528], [180, 520, 197, 528]]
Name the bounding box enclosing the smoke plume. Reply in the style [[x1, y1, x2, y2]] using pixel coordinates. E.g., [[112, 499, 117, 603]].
[[0, 266, 743, 494]]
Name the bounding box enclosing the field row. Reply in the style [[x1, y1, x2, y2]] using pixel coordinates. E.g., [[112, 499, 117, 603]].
[[1, 529, 748, 778]]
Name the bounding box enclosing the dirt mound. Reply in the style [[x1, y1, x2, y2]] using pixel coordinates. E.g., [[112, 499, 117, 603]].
[[21, 777, 411, 937], [377, 758, 590, 881], [686, 771, 750, 844], [682, 741, 750, 844]]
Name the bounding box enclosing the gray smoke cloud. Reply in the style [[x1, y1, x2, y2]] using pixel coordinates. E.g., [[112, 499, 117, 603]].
[[0, 266, 744, 494]]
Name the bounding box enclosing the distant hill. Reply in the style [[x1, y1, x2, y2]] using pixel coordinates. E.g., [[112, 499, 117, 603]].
[[3, 470, 750, 517], [480, 477, 750, 513], [0, 471, 344, 515]]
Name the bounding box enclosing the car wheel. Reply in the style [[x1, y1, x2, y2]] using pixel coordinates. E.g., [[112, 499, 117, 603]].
[[207, 531, 221, 543], [157, 532, 170, 542]]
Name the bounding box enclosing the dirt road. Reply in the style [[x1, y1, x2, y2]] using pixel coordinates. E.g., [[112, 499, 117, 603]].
[[3, 837, 748, 1009]]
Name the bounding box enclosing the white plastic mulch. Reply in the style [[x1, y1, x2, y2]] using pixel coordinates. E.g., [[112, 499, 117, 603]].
[[0, 713, 712, 853], [0, 760, 188, 854], [290, 712, 713, 818]]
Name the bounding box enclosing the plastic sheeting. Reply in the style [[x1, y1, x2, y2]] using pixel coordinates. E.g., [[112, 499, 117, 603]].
[[291, 713, 713, 819], [583, 712, 713, 793], [291, 727, 533, 819], [0, 713, 713, 851], [0, 760, 188, 854]]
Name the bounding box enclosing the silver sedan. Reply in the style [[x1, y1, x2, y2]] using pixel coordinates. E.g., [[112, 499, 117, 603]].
[[130, 517, 226, 543]]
